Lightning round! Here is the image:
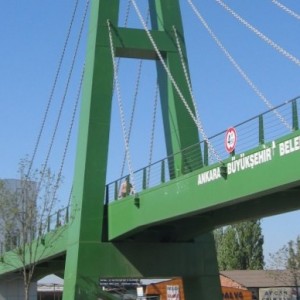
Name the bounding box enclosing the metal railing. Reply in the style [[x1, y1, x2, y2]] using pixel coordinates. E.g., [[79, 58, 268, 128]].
[[106, 96, 300, 202], [0, 205, 70, 255], [46, 205, 70, 232]]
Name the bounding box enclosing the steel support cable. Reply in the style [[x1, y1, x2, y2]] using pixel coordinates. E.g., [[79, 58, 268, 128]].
[[271, 0, 300, 21], [114, 0, 134, 180], [37, 0, 90, 193], [52, 64, 85, 207], [107, 20, 137, 193], [113, 0, 132, 79], [130, 0, 223, 163], [172, 26, 200, 121], [114, 0, 135, 180], [124, 0, 132, 26], [187, 0, 292, 132], [215, 0, 300, 67], [119, 59, 143, 179], [119, 9, 150, 179], [147, 82, 159, 187], [172, 26, 220, 162], [26, 0, 80, 178]]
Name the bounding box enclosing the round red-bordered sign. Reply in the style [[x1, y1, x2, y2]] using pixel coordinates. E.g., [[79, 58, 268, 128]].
[[225, 127, 237, 153]]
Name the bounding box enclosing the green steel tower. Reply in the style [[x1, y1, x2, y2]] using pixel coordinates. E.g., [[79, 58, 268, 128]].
[[63, 1, 221, 299]]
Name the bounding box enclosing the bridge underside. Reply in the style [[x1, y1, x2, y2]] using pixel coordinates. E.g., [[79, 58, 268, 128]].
[[109, 185, 300, 243]]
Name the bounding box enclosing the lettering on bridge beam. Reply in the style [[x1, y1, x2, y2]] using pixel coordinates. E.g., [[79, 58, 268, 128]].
[[227, 148, 272, 175], [197, 147, 273, 186], [197, 167, 221, 185], [197, 134, 300, 186], [279, 135, 300, 156]]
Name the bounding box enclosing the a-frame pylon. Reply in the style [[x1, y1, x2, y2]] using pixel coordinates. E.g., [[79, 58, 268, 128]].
[[63, 1, 222, 299]]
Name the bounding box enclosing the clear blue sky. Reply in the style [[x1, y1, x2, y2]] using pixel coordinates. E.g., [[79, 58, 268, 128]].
[[0, 0, 299, 263]]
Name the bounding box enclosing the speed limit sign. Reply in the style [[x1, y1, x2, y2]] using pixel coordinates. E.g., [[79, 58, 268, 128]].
[[225, 127, 237, 153]]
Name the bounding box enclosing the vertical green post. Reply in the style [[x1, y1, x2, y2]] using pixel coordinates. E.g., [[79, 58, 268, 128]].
[[161, 159, 165, 183], [292, 99, 299, 131], [259, 114, 264, 145], [114, 181, 118, 200], [204, 141, 209, 166], [150, 1, 203, 178], [62, 1, 221, 299], [142, 168, 147, 190], [63, 1, 120, 298]]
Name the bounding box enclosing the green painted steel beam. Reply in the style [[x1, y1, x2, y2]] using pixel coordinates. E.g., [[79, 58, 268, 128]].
[[114, 28, 178, 59], [59, 0, 215, 298], [60, 0, 217, 298], [150, 1, 203, 177], [108, 130, 300, 241], [63, 1, 120, 298]]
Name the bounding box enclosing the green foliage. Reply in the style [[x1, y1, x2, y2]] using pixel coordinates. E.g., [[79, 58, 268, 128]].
[[214, 219, 264, 270], [268, 236, 300, 299], [269, 236, 300, 271], [287, 236, 300, 271], [0, 159, 64, 300]]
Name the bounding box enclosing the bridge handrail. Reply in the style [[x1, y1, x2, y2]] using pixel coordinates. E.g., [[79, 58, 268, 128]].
[[0, 205, 70, 255], [106, 96, 300, 202]]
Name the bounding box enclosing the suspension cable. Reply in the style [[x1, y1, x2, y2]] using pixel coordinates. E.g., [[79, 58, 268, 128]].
[[119, 59, 143, 179], [114, 0, 132, 79], [52, 64, 85, 205], [187, 0, 292, 132], [147, 81, 159, 187], [130, 0, 223, 163], [26, 0, 80, 178], [172, 25, 218, 161], [172, 26, 199, 121], [271, 0, 300, 21], [115, 0, 135, 179], [107, 20, 136, 192], [215, 0, 300, 67], [37, 0, 90, 192], [119, 8, 150, 179]]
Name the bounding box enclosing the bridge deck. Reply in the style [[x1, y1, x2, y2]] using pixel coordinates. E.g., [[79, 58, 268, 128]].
[[108, 130, 300, 241], [0, 226, 68, 278]]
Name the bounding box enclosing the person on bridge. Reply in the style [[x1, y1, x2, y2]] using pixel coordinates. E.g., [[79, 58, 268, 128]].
[[118, 180, 134, 198]]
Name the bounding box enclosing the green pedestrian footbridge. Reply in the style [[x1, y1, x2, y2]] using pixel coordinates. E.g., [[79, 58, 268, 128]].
[[107, 97, 300, 242], [0, 1, 299, 299]]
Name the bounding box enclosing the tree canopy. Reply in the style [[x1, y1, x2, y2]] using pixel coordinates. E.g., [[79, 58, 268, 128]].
[[214, 219, 264, 270], [268, 235, 300, 271], [268, 235, 300, 300], [0, 160, 64, 300]]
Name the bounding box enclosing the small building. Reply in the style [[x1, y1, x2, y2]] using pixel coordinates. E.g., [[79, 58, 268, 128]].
[[220, 274, 252, 300], [144, 276, 252, 300], [145, 278, 184, 300], [37, 275, 63, 300], [37, 270, 300, 299], [221, 270, 300, 300]]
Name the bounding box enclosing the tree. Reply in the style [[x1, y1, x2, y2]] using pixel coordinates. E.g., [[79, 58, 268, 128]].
[[268, 236, 300, 300], [214, 219, 264, 270], [0, 159, 66, 300]]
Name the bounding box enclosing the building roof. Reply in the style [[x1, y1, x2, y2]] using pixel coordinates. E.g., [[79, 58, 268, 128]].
[[220, 274, 248, 289], [38, 275, 63, 285], [221, 270, 300, 288]]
